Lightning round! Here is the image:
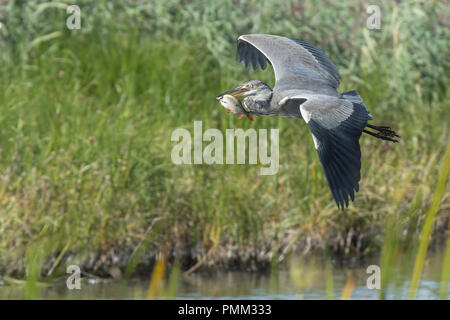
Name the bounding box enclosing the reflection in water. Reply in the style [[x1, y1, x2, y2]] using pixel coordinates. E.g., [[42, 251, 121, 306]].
[[0, 252, 447, 299]]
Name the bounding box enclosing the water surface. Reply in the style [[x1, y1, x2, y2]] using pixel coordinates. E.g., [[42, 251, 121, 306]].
[[1, 253, 447, 299]]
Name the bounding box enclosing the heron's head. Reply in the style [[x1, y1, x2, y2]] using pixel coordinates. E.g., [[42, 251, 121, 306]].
[[216, 80, 272, 119], [216, 80, 271, 102]]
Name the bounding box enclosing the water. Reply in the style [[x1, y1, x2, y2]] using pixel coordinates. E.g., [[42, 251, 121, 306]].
[[0, 253, 447, 299]]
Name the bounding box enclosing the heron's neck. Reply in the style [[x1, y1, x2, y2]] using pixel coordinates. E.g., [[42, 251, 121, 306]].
[[245, 89, 273, 115]]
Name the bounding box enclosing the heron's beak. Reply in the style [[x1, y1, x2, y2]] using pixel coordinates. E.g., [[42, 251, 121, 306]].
[[216, 85, 247, 101]]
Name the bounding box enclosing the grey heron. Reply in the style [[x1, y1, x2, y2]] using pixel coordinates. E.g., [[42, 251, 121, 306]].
[[216, 34, 399, 210]]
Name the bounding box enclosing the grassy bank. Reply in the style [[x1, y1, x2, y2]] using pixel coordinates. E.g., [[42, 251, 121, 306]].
[[0, 0, 448, 282]]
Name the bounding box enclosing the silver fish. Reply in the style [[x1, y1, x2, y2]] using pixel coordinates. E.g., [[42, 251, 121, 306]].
[[215, 94, 253, 120]]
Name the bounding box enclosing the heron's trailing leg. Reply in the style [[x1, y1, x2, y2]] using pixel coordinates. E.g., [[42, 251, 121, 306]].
[[363, 124, 400, 143]]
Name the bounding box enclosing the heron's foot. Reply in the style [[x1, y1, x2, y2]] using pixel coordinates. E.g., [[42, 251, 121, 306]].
[[364, 124, 400, 143], [237, 115, 244, 119], [227, 109, 231, 114]]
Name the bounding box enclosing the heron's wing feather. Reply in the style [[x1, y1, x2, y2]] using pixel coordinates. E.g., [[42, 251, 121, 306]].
[[238, 34, 340, 88], [300, 99, 371, 209], [289, 39, 340, 88], [238, 39, 270, 70]]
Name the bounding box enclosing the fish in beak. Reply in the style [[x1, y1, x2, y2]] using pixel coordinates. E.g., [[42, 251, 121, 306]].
[[216, 86, 253, 120]]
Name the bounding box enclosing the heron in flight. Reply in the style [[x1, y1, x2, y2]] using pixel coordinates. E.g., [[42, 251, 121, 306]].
[[216, 34, 399, 210]]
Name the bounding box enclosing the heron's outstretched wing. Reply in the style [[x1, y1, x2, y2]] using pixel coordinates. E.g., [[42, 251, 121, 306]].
[[237, 34, 340, 89], [300, 96, 372, 209]]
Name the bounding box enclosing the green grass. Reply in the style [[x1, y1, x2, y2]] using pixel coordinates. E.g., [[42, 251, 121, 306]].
[[0, 0, 448, 298], [409, 138, 450, 299]]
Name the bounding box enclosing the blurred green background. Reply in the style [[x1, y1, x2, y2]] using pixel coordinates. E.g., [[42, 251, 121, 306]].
[[0, 0, 448, 299]]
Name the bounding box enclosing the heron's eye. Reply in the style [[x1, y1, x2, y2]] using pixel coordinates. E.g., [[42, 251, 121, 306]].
[[247, 84, 253, 89]]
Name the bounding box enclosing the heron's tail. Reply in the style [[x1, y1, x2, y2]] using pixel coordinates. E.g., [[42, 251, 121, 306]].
[[341, 90, 400, 143]]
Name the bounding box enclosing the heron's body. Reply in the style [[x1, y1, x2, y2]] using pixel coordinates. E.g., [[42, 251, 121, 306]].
[[216, 34, 399, 209]]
